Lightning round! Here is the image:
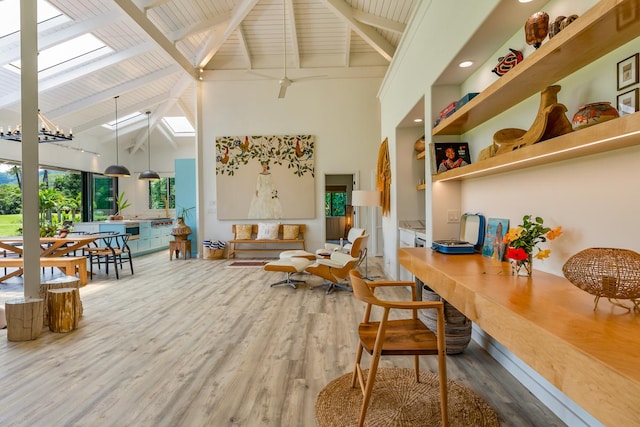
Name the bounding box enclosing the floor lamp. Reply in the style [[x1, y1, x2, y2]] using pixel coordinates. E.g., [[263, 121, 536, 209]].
[[351, 190, 380, 279]]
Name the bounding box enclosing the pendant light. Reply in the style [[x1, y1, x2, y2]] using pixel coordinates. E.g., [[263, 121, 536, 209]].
[[139, 111, 160, 180], [104, 95, 131, 177]]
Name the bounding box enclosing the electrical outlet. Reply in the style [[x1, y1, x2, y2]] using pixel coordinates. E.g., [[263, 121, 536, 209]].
[[447, 209, 460, 223]]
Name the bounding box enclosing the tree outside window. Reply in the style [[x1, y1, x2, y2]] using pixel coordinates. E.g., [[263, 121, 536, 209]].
[[149, 177, 175, 210], [325, 186, 346, 217]]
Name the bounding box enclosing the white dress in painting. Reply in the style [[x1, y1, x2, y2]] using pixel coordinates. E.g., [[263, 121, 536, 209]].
[[248, 172, 284, 219]]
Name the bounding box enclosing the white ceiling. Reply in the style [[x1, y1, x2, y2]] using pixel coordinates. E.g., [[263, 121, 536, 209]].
[[0, 0, 547, 152], [0, 0, 417, 153]]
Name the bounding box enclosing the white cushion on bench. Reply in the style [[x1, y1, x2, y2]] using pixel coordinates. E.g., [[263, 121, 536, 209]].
[[257, 222, 280, 239]]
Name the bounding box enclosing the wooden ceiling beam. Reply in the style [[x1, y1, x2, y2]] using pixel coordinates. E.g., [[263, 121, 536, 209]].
[[114, 0, 197, 78], [196, 0, 260, 69], [353, 10, 406, 34], [320, 0, 395, 62]]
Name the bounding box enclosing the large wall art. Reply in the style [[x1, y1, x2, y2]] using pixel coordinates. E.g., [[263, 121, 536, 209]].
[[215, 135, 315, 220]]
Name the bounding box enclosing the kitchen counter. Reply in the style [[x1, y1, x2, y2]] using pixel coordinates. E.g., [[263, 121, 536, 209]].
[[72, 220, 174, 256]]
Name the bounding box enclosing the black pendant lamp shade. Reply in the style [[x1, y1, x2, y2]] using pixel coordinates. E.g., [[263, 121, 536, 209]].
[[139, 111, 160, 180], [104, 95, 131, 177]]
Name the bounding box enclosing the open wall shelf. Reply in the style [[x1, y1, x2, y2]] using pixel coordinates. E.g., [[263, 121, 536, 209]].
[[432, 0, 640, 137], [432, 112, 640, 182]]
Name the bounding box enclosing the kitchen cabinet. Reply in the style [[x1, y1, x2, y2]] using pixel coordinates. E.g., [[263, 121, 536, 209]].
[[73, 220, 173, 256]]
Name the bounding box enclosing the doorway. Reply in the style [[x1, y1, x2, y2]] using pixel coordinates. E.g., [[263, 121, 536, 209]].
[[324, 174, 355, 243]]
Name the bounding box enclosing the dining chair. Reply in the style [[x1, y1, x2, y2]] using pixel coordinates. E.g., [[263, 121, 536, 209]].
[[114, 233, 134, 276], [348, 270, 448, 427], [84, 232, 132, 279]]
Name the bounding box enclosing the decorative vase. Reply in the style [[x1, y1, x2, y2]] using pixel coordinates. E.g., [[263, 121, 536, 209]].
[[525, 11, 550, 49], [572, 102, 619, 130], [511, 253, 533, 277], [171, 217, 192, 241], [414, 137, 426, 153]]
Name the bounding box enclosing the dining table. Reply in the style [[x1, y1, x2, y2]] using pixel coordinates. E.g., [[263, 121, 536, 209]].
[[0, 234, 101, 283]]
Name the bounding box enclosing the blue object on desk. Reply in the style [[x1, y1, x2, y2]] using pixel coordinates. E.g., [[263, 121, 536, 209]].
[[432, 213, 485, 254]]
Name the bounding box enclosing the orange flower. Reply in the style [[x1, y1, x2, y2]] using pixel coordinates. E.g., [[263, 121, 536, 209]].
[[546, 226, 563, 240], [534, 249, 551, 260], [503, 227, 523, 243]]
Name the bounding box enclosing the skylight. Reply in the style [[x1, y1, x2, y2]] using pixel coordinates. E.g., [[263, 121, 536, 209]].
[[0, 0, 69, 38], [102, 112, 145, 130], [163, 117, 195, 136], [5, 33, 113, 78]]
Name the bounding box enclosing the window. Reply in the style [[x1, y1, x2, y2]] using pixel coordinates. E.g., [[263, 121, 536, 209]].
[[0, 0, 69, 39], [325, 186, 347, 217], [5, 33, 113, 78], [0, 162, 85, 236], [163, 117, 195, 136], [149, 177, 175, 210], [92, 175, 114, 221]]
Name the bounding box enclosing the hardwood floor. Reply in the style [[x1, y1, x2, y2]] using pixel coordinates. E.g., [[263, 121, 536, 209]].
[[0, 251, 565, 426]]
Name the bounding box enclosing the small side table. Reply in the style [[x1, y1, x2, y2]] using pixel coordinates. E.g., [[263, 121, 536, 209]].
[[170, 240, 192, 260]]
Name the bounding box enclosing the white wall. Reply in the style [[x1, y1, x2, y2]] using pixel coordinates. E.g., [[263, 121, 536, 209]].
[[378, 0, 634, 425], [378, 0, 501, 278], [198, 77, 382, 251]]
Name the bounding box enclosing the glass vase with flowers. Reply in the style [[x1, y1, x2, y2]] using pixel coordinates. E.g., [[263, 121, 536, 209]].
[[503, 215, 563, 277]]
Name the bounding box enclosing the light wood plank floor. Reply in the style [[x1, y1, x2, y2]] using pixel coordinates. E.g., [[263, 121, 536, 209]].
[[0, 252, 565, 426]]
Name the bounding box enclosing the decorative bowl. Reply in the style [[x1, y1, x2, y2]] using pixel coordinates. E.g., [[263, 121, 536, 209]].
[[572, 102, 619, 130]]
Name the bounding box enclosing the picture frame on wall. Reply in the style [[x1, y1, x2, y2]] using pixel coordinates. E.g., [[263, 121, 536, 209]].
[[617, 53, 639, 91], [617, 88, 639, 116]]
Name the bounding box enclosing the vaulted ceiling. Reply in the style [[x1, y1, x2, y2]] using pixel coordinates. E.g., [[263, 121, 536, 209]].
[[0, 0, 418, 153]]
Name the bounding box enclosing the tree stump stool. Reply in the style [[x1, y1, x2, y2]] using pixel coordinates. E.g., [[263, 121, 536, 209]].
[[40, 276, 83, 327], [5, 297, 44, 341], [47, 288, 81, 333]]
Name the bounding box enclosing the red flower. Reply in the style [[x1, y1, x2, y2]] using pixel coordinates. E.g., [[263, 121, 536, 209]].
[[507, 247, 529, 261]]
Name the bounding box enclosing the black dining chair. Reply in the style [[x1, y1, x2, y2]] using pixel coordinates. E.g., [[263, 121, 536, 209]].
[[84, 232, 133, 279]]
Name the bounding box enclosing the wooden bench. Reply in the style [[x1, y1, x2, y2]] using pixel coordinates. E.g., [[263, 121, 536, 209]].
[[228, 224, 306, 259], [0, 256, 88, 286]]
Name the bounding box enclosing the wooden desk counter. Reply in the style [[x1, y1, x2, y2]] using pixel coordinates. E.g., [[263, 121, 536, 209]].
[[399, 248, 640, 427]]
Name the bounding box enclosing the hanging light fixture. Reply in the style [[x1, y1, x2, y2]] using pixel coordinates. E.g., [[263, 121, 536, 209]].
[[139, 111, 160, 180], [0, 110, 73, 143], [104, 95, 130, 177]]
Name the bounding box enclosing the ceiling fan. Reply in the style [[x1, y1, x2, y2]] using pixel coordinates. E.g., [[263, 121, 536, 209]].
[[250, 0, 326, 98]]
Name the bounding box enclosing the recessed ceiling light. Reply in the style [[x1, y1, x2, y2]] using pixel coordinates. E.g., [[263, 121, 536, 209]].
[[518, 0, 534, 3], [414, 118, 423, 123], [459, 60, 474, 68]]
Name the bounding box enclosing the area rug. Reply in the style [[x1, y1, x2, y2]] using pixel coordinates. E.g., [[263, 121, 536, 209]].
[[315, 368, 499, 427], [226, 261, 269, 268]]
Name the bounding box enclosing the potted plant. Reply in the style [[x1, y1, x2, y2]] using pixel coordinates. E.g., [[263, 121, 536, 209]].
[[109, 192, 131, 221]]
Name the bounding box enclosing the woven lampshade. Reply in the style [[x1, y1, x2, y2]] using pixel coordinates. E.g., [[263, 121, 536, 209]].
[[562, 248, 640, 310]]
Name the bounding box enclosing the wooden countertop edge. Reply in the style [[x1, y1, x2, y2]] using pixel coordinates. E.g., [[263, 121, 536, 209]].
[[398, 248, 640, 426]]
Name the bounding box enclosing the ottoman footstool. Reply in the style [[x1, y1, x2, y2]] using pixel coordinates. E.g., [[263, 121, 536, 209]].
[[264, 257, 313, 289]]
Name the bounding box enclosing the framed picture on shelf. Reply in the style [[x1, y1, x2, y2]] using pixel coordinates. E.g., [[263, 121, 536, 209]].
[[617, 88, 639, 116], [617, 53, 639, 91], [481, 218, 509, 260], [430, 142, 472, 174]]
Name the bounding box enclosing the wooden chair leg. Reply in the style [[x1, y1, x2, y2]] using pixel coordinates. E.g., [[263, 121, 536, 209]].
[[358, 311, 389, 427], [359, 350, 382, 427], [351, 344, 364, 388], [414, 354, 420, 382]]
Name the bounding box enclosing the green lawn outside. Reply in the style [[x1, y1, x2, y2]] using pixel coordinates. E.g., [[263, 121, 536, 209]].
[[0, 214, 22, 237]]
